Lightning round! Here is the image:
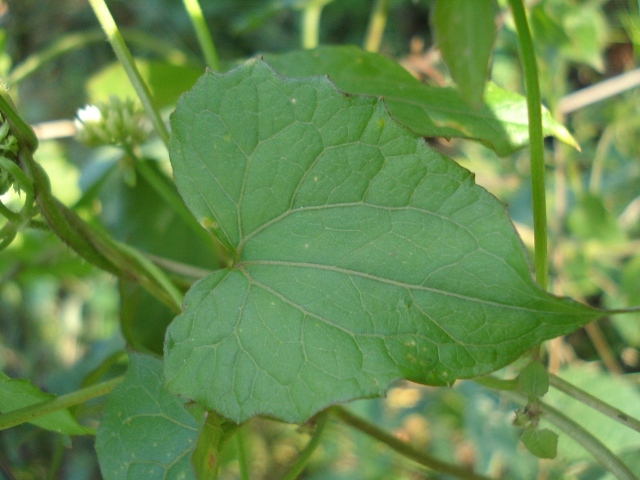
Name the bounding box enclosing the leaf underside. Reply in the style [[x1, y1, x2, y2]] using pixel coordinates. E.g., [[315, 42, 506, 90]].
[[165, 59, 597, 423], [96, 354, 198, 480]]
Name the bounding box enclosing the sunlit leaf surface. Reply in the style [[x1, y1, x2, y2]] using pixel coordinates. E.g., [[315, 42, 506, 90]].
[[165, 59, 597, 422]]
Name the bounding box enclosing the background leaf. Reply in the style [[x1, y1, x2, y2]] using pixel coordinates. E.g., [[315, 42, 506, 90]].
[[164, 59, 598, 423], [95, 353, 200, 480], [0, 372, 92, 435], [262, 45, 578, 155], [432, 0, 497, 107]]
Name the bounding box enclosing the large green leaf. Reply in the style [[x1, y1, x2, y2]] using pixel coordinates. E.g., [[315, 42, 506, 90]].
[[432, 0, 497, 107], [262, 45, 578, 156], [96, 354, 200, 480], [164, 59, 598, 423], [0, 372, 92, 435]]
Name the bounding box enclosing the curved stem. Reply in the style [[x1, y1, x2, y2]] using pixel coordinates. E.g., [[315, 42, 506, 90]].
[[364, 0, 389, 52], [508, 0, 548, 291], [506, 390, 637, 480], [549, 374, 640, 433], [87, 0, 170, 148], [236, 428, 250, 480], [280, 412, 329, 480], [0, 376, 123, 431], [330, 406, 493, 480], [182, 0, 220, 71]]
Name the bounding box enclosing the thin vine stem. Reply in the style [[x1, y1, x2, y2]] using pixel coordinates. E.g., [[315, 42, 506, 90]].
[[0, 376, 123, 431], [301, 2, 324, 49], [181, 0, 220, 71], [363, 0, 389, 52], [506, 391, 637, 480], [330, 406, 493, 480], [236, 428, 250, 480], [280, 412, 329, 480], [508, 0, 548, 291], [87, 0, 170, 148], [549, 374, 640, 433]]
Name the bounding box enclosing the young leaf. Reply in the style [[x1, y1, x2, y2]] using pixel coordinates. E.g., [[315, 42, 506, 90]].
[[432, 0, 497, 107], [521, 428, 558, 459], [262, 45, 578, 156], [96, 354, 200, 480], [0, 372, 92, 435], [518, 361, 549, 398], [164, 59, 599, 423]]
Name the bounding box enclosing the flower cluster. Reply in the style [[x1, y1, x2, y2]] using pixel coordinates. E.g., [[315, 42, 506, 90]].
[[0, 114, 19, 194], [75, 97, 149, 148]]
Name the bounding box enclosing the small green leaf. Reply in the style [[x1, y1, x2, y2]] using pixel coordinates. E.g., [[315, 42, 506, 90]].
[[518, 361, 549, 398], [96, 354, 199, 480], [521, 428, 558, 459], [262, 45, 578, 155], [86, 60, 203, 108], [433, 0, 497, 107], [0, 372, 92, 435], [164, 59, 598, 423]]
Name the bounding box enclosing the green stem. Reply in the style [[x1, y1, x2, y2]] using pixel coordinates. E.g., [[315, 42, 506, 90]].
[[301, 3, 323, 49], [363, 0, 389, 52], [280, 413, 329, 480], [8, 29, 193, 86], [87, 0, 170, 148], [508, 0, 548, 290], [182, 0, 220, 71], [330, 406, 492, 480], [0, 376, 123, 431], [549, 374, 640, 434], [236, 428, 250, 480], [506, 391, 637, 480]]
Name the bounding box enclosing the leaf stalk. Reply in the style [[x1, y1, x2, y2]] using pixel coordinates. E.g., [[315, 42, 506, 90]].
[[0, 376, 123, 431]]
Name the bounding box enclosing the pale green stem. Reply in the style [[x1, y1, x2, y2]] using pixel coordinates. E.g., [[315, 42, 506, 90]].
[[549, 374, 640, 434], [236, 429, 250, 480], [0, 376, 123, 431], [508, 0, 547, 290], [302, 4, 323, 49], [87, 0, 170, 148], [182, 0, 220, 71], [330, 406, 492, 480], [364, 0, 390, 52], [280, 412, 329, 480], [505, 390, 637, 480]]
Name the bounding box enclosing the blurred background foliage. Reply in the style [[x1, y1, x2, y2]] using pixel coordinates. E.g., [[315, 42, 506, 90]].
[[0, 0, 640, 478]]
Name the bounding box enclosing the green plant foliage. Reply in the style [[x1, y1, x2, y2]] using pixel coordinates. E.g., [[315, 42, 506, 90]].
[[164, 59, 598, 423], [432, 0, 497, 108], [518, 361, 549, 398], [262, 45, 578, 156], [95, 354, 201, 480], [544, 366, 640, 461], [0, 372, 92, 435], [86, 60, 204, 109], [521, 428, 558, 459]]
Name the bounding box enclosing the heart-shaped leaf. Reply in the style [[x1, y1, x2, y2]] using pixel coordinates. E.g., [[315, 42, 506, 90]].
[[164, 59, 598, 423]]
